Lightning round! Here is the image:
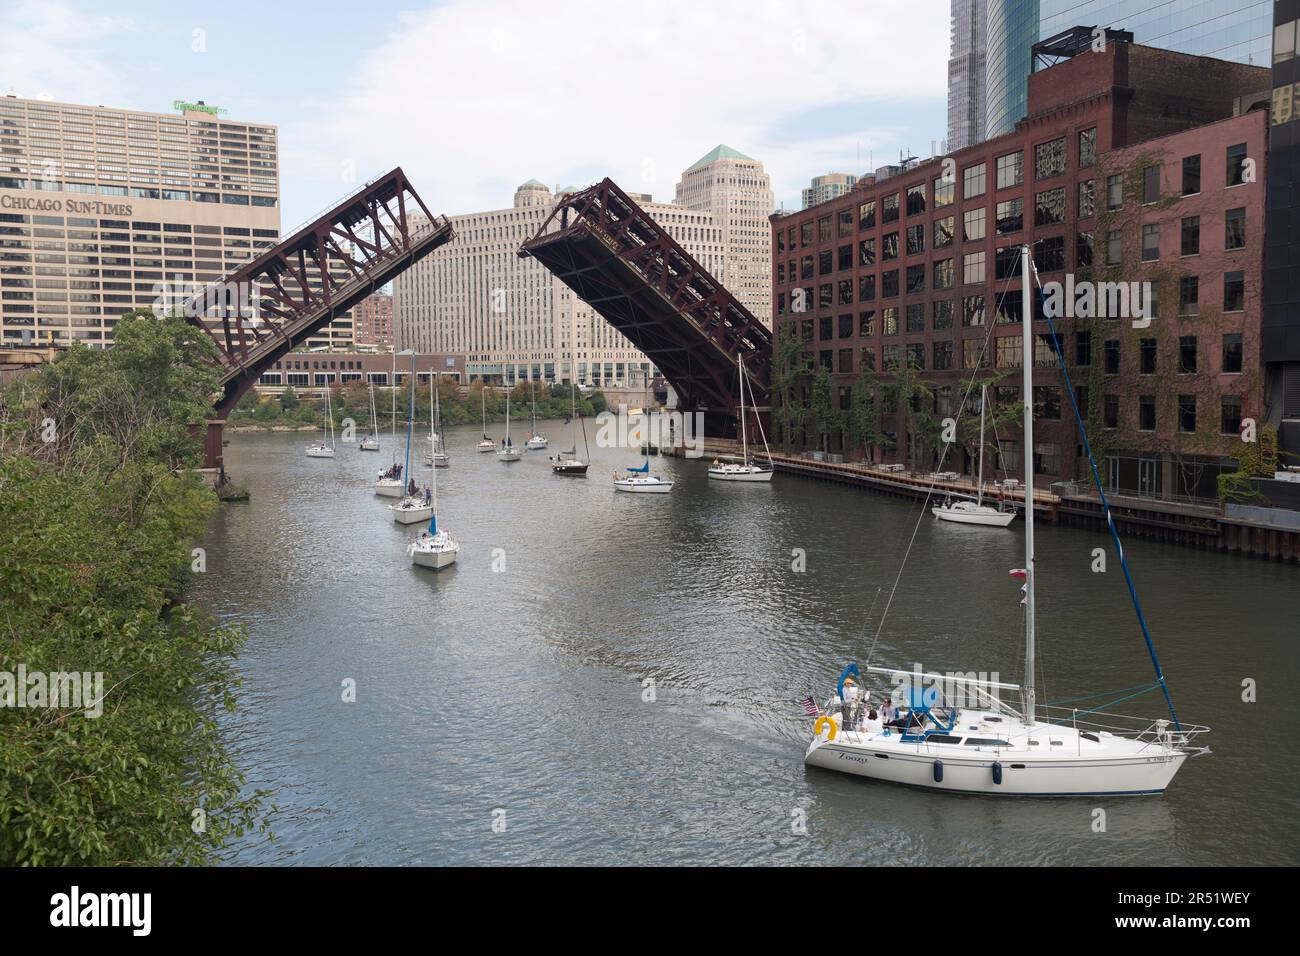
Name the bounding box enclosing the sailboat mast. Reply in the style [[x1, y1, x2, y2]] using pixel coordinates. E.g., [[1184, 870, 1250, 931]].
[[390, 352, 398, 464], [404, 353, 415, 487], [1020, 243, 1037, 726], [430, 374, 438, 510], [977, 383, 986, 508], [738, 354, 749, 464]]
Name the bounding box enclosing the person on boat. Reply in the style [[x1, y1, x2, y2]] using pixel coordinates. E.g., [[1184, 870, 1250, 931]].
[[423, 486, 432, 505], [862, 708, 883, 734], [880, 698, 894, 723], [408, 478, 417, 496]]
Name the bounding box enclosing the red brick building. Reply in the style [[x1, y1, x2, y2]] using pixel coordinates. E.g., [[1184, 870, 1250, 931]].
[[771, 39, 1270, 497], [353, 292, 393, 347]]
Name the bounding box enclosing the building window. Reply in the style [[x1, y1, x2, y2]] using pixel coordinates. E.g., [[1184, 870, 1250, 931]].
[[1179, 275, 1199, 315], [883, 307, 899, 335], [928, 339, 951, 370], [1222, 333, 1243, 373], [837, 313, 855, 337], [1033, 442, 1060, 476], [860, 347, 877, 371], [1176, 395, 1196, 433], [882, 232, 899, 260], [962, 294, 985, 327], [882, 270, 899, 297], [1034, 186, 1066, 226], [906, 224, 925, 256], [906, 265, 925, 295], [1181, 155, 1201, 195], [1076, 231, 1094, 268], [1226, 143, 1248, 186], [1221, 395, 1242, 434], [882, 193, 900, 223], [819, 283, 833, 308], [819, 315, 834, 340], [933, 299, 954, 329], [1035, 137, 1066, 179], [1078, 179, 1095, 219], [962, 338, 982, 368], [1104, 339, 1120, 374], [905, 342, 926, 369], [1106, 174, 1123, 210], [1180, 216, 1200, 256], [934, 216, 954, 248], [934, 176, 954, 208], [1142, 165, 1161, 203], [963, 207, 985, 242], [1034, 235, 1065, 273], [819, 250, 833, 275], [859, 201, 876, 230], [857, 238, 877, 267], [906, 184, 926, 216], [1139, 337, 1157, 374], [1139, 395, 1156, 431], [838, 209, 854, 237], [839, 279, 853, 305], [859, 274, 876, 301], [1103, 394, 1119, 428], [1223, 271, 1245, 312], [1079, 128, 1096, 168], [906, 302, 925, 333], [995, 334, 1022, 368], [995, 245, 1022, 280], [996, 197, 1023, 234], [800, 255, 814, 280], [883, 344, 901, 369], [1034, 385, 1061, 420], [933, 258, 954, 290], [996, 150, 1023, 190], [1105, 229, 1122, 266], [859, 310, 876, 336], [1225, 207, 1246, 250], [1178, 335, 1198, 373], [819, 216, 832, 242], [964, 162, 986, 199], [1277, 19, 1297, 63], [838, 244, 854, 270], [963, 251, 985, 285], [1141, 223, 1160, 262]]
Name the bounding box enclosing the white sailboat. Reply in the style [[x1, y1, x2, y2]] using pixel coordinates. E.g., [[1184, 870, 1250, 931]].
[[374, 353, 405, 496], [525, 380, 548, 449], [476, 385, 495, 453], [613, 458, 673, 493], [804, 245, 1209, 796], [932, 383, 1015, 526], [708, 352, 773, 482], [305, 383, 336, 458], [360, 383, 381, 451], [497, 385, 521, 462], [424, 372, 450, 468], [552, 367, 589, 475], [390, 356, 433, 525], [407, 396, 459, 571]]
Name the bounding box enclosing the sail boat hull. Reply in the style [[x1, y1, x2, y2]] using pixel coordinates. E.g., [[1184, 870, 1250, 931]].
[[932, 503, 1016, 526], [359, 439, 380, 452], [552, 460, 588, 475], [708, 464, 773, 482], [805, 727, 1189, 796], [305, 446, 335, 458]]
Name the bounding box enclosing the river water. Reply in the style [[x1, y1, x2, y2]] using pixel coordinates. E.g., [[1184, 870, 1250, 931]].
[[193, 425, 1299, 866]]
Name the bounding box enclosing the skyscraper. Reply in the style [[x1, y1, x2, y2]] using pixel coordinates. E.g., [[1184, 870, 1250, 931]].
[[801, 172, 858, 210], [673, 145, 775, 321], [947, 0, 987, 151]]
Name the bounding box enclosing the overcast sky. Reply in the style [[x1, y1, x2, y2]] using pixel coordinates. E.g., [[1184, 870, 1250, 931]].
[[0, 0, 950, 227]]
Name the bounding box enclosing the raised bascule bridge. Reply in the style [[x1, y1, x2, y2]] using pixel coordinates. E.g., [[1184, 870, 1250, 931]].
[[518, 177, 773, 441], [183, 167, 454, 470]]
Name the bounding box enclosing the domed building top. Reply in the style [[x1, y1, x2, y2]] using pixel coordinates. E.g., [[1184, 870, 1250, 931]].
[[514, 179, 553, 208]]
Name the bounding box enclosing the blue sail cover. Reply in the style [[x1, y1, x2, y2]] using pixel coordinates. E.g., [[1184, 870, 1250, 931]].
[[836, 662, 861, 698], [627, 460, 650, 473], [428, 513, 437, 534]]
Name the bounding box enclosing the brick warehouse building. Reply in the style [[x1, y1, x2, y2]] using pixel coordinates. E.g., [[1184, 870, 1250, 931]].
[[771, 36, 1270, 498]]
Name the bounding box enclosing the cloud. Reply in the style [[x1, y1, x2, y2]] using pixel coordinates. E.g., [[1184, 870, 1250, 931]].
[[282, 0, 949, 221], [0, 1, 140, 106]]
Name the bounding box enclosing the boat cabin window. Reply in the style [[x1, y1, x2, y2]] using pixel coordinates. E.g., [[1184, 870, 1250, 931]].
[[1081, 731, 1100, 742], [984, 716, 1003, 722], [964, 738, 1010, 747], [924, 734, 963, 744]]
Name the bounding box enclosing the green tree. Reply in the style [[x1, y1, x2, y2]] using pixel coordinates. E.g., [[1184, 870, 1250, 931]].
[[770, 323, 808, 452], [809, 364, 843, 454]]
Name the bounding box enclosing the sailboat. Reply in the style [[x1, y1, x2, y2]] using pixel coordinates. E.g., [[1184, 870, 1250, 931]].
[[497, 385, 521, 462], [425, 372, 450, 468], [552, 368, 589, 475], [389, 357, 434, 525], [525, 379, 548, 450], [374, 354, 405, 496], [305, 383, 336, 458], [708, 352, 773, 482], [476, 385, 495, 453], [407, 383, 459, 570], [804, 245, 1209, 795], [613, 458, 673, 493], [932, 383, 1015, 526], [360, 382, 381, 451]]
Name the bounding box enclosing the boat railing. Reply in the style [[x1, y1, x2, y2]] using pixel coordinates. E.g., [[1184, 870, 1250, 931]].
[[1037, 704, 1211, 751]]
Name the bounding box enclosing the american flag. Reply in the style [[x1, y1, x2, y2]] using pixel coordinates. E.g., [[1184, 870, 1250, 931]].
[[800, 694, 821, 716]]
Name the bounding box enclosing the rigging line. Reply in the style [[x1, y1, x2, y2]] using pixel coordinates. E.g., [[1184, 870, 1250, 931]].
[[1046, 682, 1157, 707], [865, 269, 1024, 666], [1027, 254, 1183, 732], [1040, 683, 1163, 727]]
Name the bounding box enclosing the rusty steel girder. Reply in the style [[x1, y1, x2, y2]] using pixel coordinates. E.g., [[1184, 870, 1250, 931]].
[[182, 167, 453, 419], [518, 177, 772, 437]]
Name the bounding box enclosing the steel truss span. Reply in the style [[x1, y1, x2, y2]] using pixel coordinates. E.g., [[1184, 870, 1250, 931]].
[[182, 168, 454, 468], [518, 177, 773, 438]]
